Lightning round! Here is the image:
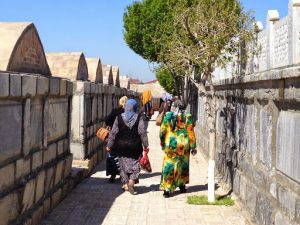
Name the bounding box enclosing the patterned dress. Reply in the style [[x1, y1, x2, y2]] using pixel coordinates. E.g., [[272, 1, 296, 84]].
[[159, 112, 196, 192]]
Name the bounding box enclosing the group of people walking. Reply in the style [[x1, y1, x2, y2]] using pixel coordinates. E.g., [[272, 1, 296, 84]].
[[103, 91, 197, 197]]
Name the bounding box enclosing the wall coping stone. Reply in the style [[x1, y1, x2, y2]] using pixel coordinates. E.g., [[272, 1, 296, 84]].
[[213, 64, 300, 86]]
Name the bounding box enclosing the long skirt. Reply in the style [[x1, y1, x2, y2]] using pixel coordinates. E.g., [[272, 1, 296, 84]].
[[160, 153, 189, 193], [118, 157, 140, 184]]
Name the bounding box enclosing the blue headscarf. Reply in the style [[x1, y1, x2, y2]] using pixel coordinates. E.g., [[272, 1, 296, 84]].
[[121, 99, 138, 128]]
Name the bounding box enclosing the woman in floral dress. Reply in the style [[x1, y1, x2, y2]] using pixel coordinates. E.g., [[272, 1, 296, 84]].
[[159, 100, 197, 198]]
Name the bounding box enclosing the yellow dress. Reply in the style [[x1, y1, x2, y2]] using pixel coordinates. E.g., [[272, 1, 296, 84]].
[[159, 112, 196, 192]]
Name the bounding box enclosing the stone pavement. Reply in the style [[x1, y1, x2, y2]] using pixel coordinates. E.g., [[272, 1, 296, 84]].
[[40, 114, 255, 225]]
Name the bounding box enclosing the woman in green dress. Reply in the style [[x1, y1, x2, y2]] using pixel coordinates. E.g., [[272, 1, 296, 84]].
[[159, 100, 197, 198]]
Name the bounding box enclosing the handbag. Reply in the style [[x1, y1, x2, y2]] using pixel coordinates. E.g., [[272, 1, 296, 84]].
[[106, 152, 120, 176], [96, 126, 110, 141], [155, 102, 166, 126], [155, 112, 164, 126], [139, 150, 152, 173]]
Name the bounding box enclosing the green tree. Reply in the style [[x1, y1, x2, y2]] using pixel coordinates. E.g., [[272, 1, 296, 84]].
[[158, 0, 254, 202], [124, 0, 254, 202], [123, 0, 177, 62], [155, 66, 181, 96]]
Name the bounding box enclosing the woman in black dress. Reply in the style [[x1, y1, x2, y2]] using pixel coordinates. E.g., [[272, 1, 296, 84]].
[[106, 99, 149, 194], [105, 96, 128, 182]]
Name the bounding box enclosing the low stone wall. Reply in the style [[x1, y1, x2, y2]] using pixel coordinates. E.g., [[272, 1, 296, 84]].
[[193, 66, 300, 225], [70, 81, 139, 173], [0, 72, 73, 225]]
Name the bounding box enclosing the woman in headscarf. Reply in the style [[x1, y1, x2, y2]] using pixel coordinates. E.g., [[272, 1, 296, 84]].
[[105, 96, 128, 183], [106, 99, 149, 194], [159, 100, 197, 198], [158, 93, 173, 114]]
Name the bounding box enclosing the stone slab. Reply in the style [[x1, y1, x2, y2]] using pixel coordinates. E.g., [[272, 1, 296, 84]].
[[37, 76, 49, 96], [60, 79, 67, 96], [32, 205, 44, 225], [259, 109, 272, 170], [0, 72, 9, 97], [0, 102, 22, 162], [51, 188, 62, 209], [22, 75, 37, 97], [44, 143, 56, 164], [35, 170, 45, 203], [0, 192, 19, 225], [0, 163, 15, 192], [32, 150, 43, 171], [23, 98, 43, 155], [46, 98, 68, 142], [45, 167, 54, 194], [16, 158, 31, 180], [276, 111, 300, 183], [54, 160, 64, 185], [49, 78, 60, 96], [9, 74, 21, 97], [22, 179, 36, 213]]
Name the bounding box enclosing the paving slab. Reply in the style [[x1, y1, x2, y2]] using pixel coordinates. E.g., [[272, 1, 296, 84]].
[[40, 113, 255, 225]]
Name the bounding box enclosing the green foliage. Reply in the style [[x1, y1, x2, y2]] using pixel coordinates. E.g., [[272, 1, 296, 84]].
[[161, 0, 254, 78], [155, 66, 180, 96], [123, 0, 178, 62], [187, 195, 234, 206]]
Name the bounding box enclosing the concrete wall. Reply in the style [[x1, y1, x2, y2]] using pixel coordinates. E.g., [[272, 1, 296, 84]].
[[0, 72, 73, 225], [193, 65, 300, 225]]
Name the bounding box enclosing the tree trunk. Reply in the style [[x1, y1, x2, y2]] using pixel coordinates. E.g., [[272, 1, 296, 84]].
[[207, 96, 217, 202], [195, 71, 217, 202]]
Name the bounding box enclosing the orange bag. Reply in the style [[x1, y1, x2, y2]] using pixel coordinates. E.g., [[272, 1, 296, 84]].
[[96, 126, 110, 141]]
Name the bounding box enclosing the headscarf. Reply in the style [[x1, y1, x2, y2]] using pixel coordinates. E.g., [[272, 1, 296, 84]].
[[170, 100, 186, 130], [121, 99, 138, 128], [119, 96, 128, 108], [161, 93, 173, 102], [141, 90, 152, 105]]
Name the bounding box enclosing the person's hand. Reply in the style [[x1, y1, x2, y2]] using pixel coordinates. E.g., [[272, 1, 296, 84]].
[[191, 149, 197, 156], [106, 147, 111, 152], [143, 146, 149, 153]]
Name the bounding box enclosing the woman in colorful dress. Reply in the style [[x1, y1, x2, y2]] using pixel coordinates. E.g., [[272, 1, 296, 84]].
[[159, 100, 197, 198], [106, 99, 149, 195]]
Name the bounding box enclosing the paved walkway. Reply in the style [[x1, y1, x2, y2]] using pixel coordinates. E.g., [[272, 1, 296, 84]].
[[40, 114, 254, 225]]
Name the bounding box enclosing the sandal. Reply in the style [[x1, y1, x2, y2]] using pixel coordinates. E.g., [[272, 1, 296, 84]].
[[122, 184, 129, 191], [128, 180, 136, 195]]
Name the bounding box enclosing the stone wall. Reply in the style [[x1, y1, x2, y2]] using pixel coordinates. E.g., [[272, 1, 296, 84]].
[[193, 65, 300, 225], [213, 0, 300, 80], [70, 81, 137, 168], [0, 71, 73, 225], [194, 3, 300, 223]]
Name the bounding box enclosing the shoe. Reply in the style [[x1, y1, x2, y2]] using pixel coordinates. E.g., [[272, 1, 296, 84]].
[[179, 185, 187, 193], [163, 191, 170, 198], [108, 175, 116, 183]]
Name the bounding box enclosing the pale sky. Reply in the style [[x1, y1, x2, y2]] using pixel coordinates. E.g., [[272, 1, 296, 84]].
[[0, 0, 288, 82]]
